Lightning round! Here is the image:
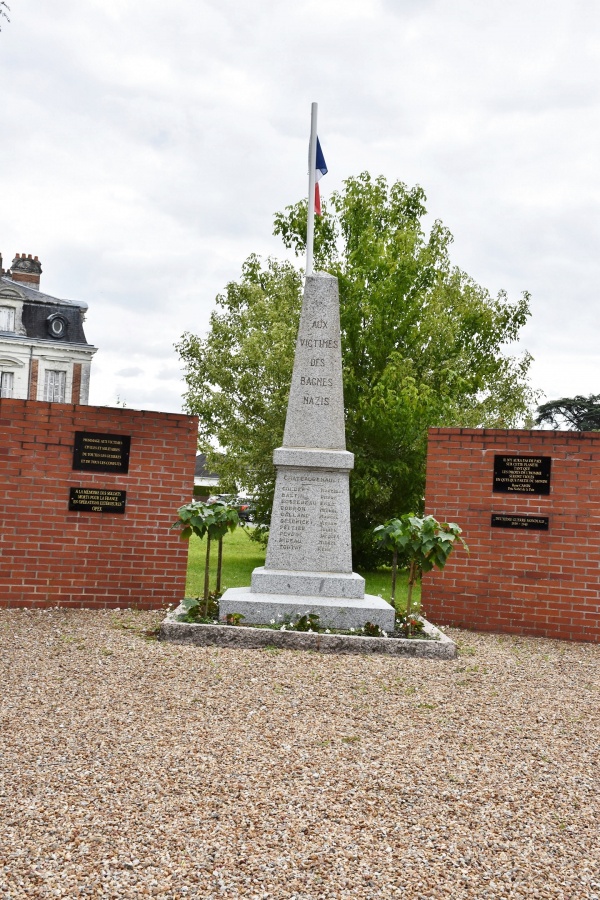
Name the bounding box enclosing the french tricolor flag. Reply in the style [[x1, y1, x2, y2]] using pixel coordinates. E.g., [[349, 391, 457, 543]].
[[314, 137, 328, 216], [306, 102, 327, 275]]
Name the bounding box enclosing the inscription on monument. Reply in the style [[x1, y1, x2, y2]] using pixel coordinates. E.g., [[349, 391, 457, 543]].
[[282, 275, 347, 450], [267, 470, 349, 568], [491, 514, 549, 530], [293, 321, 341, 410], [298, 338, 339, 349], [492, 455, 551, 494], [300, 377, 333, 386], [68, 488, 127, 513], [303, 396, 330, 405], [73, 432, 131, 473]]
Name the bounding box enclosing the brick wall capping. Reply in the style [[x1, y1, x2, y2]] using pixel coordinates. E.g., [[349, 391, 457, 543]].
[[428, 426, 600, 440]]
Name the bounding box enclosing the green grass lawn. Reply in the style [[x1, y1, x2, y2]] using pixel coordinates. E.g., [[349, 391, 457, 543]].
[[185, 527, 420, 612]]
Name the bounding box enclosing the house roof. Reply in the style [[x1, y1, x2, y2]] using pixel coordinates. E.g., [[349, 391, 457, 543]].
[[195, 453, 220, 479], [0, 276, 94, 347], [0, 276, 88, 309]]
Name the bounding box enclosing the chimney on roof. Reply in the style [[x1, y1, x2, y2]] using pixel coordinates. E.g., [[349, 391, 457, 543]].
[[9, 253, 42, 290]]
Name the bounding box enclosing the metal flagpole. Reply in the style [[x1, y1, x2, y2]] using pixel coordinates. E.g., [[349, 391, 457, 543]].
[[306, 102, 318, 276]]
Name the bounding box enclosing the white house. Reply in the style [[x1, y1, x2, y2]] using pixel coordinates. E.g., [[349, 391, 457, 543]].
[[194, 453, 220, 496], [0, 252, 97, 403]]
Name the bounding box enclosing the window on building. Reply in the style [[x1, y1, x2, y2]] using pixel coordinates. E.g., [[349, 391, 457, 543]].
[[0, 307, 16, 331], [44, 370, 67, 403], [46, 314, 68, 339], [0, 372, 14, 398]]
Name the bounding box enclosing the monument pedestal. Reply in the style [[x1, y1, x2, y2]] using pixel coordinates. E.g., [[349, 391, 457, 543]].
[[251, 567, 365, 598], [219, 273, 396, 635], [220, 587, 395, 632]]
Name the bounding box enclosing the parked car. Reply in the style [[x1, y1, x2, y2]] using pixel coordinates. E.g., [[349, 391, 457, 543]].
[[233, 497, 255, 523]]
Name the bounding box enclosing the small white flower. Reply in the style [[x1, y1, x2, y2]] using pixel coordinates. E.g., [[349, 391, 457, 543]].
[[325, 629, 331, 634], [350, 627, 355, 632], [382, 631, 387, 638], [280, 625, 286, 631], [308, 628, 313, 633], [270, 619, 275, 624]]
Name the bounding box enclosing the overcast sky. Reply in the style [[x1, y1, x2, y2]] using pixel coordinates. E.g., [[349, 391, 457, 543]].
[[1, 0, 598, 413]]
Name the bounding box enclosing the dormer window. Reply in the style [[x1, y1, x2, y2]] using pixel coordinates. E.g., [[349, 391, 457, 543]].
[[46, 313, 68, 339], [0, 306, 15, 332]]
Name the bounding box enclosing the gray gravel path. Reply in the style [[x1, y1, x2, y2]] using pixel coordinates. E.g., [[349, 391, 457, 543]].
[[1, 608, 598, 899]]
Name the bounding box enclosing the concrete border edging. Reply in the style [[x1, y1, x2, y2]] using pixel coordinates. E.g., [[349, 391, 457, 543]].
[[159, 606, 457, 658]]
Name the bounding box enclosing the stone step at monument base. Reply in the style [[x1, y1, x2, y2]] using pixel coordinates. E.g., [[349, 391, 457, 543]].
[[219, 586, 396, 633], [251, 567, 365, 599]]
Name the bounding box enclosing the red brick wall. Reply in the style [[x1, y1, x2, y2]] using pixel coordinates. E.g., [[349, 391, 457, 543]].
[[422, 428, 600, 643], [0, 400, 198, 609]]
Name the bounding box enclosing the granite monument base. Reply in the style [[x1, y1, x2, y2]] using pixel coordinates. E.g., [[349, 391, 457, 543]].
[[160, 607, 457, 658], [251, 567, 365, 598], [219, 586, 396, 632]]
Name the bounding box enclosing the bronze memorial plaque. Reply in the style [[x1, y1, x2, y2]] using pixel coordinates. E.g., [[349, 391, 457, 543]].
[[68, 488, 127, 513], [491, 514, 549, 530], [492, 455, 551, 495], [73, 432, 131, 473]]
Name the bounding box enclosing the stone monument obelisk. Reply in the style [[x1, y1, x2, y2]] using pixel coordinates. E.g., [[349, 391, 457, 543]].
[[219, 273, 395, 632]]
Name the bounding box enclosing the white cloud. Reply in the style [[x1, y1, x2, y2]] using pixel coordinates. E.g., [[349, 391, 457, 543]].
[[115, 367, 144, 378], [0, 0, 598, 413]]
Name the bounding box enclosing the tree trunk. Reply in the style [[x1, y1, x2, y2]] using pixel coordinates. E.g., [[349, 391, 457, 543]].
[[204, 535, 211, 616], [406, 560, 416, 635], [390, 548, 398, 613], [216, 537, 223, 595]]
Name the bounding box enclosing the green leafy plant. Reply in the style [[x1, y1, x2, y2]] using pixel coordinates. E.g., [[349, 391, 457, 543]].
[[225, 612, 245, 626], [172, 500, 239, 615], [362, 621, 384, 637], [396, 614, 426, 638], [177, 593, 226, 623], [290, 613, 321, 632], [179, 597, 201, 619], [374, 514, 468, 632]]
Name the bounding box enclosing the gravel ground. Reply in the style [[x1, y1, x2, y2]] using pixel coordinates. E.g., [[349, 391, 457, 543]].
[[1, 609, 599, 900]]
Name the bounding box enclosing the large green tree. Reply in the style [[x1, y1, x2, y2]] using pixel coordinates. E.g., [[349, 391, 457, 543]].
[[178, 173, 537, 565], [535, 394, 600, 431]]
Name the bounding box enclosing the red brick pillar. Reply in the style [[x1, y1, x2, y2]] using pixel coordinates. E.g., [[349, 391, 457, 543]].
[[28, 359, 39, 400], [71, 363, 82, 404]]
